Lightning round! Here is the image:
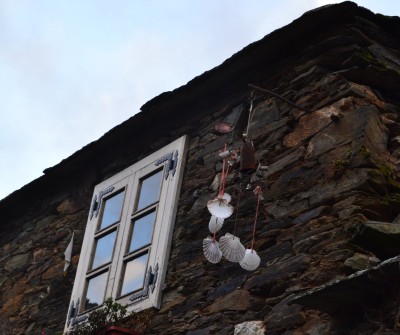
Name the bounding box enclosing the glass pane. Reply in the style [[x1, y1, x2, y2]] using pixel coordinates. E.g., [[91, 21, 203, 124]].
[[92, 231, 116, 269], [120, 253, 149, 296], [136, 170, 163, 211], [84, 271, 108, 311], [129, 211, 156, 253], [99, 191, 125, 230]]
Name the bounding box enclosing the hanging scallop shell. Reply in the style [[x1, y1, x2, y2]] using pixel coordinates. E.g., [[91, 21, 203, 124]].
[[207, 198, 234, 219], [203, 236, 222, 264], [239, 249, 261, 271], [222, 193, 232, 203], [209, 216, 224, 234], [219, 233, 245, 263]]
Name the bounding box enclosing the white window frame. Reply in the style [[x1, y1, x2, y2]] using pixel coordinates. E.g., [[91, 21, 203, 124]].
[[65, 135, 187, 331]]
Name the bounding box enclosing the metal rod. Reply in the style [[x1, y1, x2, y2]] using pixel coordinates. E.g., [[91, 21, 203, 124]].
[[248, 84, 311, 113]]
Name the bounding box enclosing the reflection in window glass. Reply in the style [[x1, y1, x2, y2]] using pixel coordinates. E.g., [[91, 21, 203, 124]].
[[92, 231, 117, 269], [120, 253, 149, 296], [100, 191, 125, 230], [129, 212, 156, 253], [84, 272, 108, 311], [136, 170, 163, 211]]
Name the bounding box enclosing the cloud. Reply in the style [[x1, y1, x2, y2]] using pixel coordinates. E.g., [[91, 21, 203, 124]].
[[121, 255, 148, 295], [0, 0, 398, 200]]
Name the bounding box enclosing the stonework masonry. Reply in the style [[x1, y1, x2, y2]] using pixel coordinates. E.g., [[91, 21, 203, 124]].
[[1, 2, 400, 334]]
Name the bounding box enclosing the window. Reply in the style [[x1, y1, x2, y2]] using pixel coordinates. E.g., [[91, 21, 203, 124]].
[[65, 135, 187, 330]]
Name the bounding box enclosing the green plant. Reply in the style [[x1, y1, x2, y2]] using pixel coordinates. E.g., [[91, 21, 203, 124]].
[[67, 298, 155, 335], [378, 162, 400, 191], [358, 49, 388, 71], [331, 148, 354, 177], [67, 298, 132, 335]]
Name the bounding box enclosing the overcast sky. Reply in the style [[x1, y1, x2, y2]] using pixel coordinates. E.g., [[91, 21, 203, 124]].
[[0, 0, 399, 200]]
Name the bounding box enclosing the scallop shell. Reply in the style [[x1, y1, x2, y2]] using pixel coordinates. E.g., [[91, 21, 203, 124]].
[[239, 249, 261, 271], [222, 193, 232, 203], [203, 236, 222, 264], [209, 216, 224, 234], [207, 198, 234, 219], [219, 233, 245, 263]]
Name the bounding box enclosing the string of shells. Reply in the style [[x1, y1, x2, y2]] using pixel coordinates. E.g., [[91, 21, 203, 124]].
[[203, 118, 262, 271], [202, 94, 271, 271], [202, 141, 263, 272]]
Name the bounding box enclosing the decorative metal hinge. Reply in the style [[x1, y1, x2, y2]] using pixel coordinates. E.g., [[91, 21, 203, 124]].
[[155, 150, 179, 180], [67, 298, 88, 327], [129, 263, 159, 302], [89, 186, 115, 220]]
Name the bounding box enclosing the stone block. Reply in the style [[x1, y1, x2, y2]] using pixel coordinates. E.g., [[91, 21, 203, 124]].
[[252, 118, 288, 142], [186, 329, 210, 335], [291, 255, 400, 314], [294, 168, 371, 209], [205, 290, 249, 314], [2, 294, 23, 317], [283, 106, 334, 148], [250, 99, 280, 128], [305, 103, 386, 159], [293, 231, 334, 254], [171, 293, 203, 316], [244, 254, 310, 293], [265, 147, 305, 178], [234, 320, 265, 335], [296, 319, 331, 335], [265, 304, 305, 331], [206, 276, 246, 302], [159, 296, 186, 314], [344, 253, 380, 271], [258, 242, 293, 264], [292, 206, 329, 225], [352, 221, 400, 259], [266, 198, 309, 219], [4, 253, 29, 272]]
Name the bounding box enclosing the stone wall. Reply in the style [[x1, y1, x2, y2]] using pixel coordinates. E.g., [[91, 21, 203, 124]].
[[145, 12, 400, 335], [1, 3, 400, 334]]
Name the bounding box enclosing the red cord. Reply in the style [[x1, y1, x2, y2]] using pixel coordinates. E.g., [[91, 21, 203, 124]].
[[218, 144, 231, 198], [250, 186, 261, 251]]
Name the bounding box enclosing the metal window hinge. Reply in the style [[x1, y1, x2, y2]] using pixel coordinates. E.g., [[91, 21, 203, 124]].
[[67, 298, 88, 327], [129, 263, 159, 302], [89, 186, 115, 220], [155, 150, 179, 180]]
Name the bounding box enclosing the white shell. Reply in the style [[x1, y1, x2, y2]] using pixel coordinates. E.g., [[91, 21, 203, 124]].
[[239, 249, 261, 271], [222, 193, 232, 203], [209, 216, 224, 234], [219, 233, 245, 263], [207, 198, 234, 219], [203, 236, 222, 264]]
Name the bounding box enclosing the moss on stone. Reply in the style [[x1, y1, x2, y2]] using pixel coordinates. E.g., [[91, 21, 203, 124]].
[[358, 49, 388, 71], [378, 162, 400, 191], [358, 146, 371, 159]]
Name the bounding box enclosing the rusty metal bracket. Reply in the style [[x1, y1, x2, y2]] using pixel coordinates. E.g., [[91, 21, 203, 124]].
[[249, 83, 311, 113]]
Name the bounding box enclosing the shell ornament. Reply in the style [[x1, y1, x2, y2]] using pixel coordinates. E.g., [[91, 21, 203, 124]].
[[207, 198, 233, 219], [221, 192, 232, 204], [219, 233, 245, 263], [209, 215, 224, 234], [203, 236, 222, 264], [239, 249, 261, 271]]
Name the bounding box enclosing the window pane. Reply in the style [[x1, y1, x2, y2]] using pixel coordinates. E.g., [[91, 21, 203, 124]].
[[129, 211, 156, 253], [84, 272, 108, 311], [92, 231, 116, 269], [136, 170, 163, 211], [120, 253, 149, 296], [100, 191, 125, 230]]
